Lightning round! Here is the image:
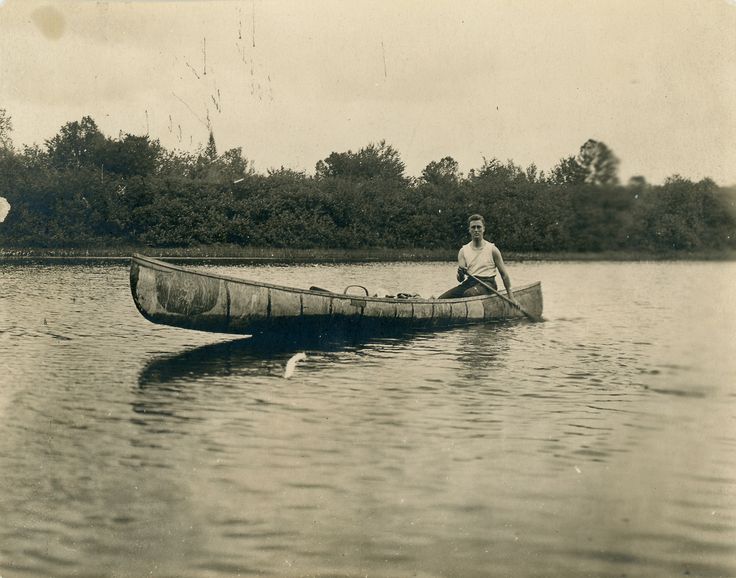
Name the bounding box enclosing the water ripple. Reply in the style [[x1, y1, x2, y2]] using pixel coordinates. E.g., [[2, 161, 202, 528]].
[[1, 261, 735, 578]]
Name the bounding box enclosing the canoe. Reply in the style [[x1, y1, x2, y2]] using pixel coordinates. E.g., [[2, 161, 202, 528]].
[[130, 254, 543, 336]]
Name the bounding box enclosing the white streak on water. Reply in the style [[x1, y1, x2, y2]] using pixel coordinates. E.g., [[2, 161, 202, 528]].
[[283, 352, 307, 379]]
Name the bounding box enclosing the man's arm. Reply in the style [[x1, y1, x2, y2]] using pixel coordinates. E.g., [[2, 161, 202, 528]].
[[456, 248, 467, 282], [492, 246, 514, 300]]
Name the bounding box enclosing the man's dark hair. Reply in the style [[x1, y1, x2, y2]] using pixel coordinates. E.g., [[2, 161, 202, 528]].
[[468, 214, 485, 226]]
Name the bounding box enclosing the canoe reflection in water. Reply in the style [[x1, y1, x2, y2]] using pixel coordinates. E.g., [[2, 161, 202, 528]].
[[137, 327, 426, 388], [133, 324, 517, 433]]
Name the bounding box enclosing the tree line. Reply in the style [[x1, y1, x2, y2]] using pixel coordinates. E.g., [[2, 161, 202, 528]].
[[0, 111, 734, 253]]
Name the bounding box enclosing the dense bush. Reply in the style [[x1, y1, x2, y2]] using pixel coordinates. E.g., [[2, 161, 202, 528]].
[[0, 114, 734, 252]]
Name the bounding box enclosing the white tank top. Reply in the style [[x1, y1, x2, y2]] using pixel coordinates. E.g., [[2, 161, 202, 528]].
[[460, 240, 497, 278]]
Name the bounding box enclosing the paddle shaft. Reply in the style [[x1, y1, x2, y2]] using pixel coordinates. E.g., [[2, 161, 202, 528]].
[[465, 272, 540, 322]]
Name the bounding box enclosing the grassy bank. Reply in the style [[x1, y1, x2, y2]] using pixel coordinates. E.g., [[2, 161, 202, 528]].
[[2, 245, 736, 263]]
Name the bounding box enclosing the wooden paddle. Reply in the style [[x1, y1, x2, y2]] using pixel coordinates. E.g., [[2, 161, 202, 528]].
[[464, 271, 542, 322]]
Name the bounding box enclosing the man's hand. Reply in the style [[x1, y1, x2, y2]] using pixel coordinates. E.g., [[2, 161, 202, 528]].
[[457, 266, 467, 282]]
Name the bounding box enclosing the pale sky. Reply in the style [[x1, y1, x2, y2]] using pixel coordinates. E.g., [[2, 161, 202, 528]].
[[1, 0, 735, 184]]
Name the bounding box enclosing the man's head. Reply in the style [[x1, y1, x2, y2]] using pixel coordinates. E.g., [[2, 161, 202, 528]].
[[468, 214, 485, 240]]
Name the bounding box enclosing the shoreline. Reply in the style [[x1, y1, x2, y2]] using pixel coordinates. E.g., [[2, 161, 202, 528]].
[[2, 246, 735, 263]]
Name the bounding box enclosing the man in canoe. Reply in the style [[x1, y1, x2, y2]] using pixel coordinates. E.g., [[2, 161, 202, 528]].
[[438, 214, 516, 301]]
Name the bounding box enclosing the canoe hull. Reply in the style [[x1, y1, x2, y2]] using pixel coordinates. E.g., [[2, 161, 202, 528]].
[[130, 254, 543, 335]]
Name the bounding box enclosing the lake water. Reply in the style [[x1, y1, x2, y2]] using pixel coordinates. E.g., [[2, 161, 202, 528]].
[[1, 259, 735, 578]]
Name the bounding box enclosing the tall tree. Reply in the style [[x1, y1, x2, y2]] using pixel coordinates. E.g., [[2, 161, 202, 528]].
[[315, 140, 407, 183], [46, 116, 105, 169], [577, 139, 620, 186], [205, 130, 218, 162], [97, 133, 162, 176], [420, 156, 461, 186], [550, 139, 620, 186], [216, 147, 253, 183]]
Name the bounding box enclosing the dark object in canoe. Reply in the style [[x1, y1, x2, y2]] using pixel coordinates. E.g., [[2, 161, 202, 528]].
[[130, 254, 543, 335]]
